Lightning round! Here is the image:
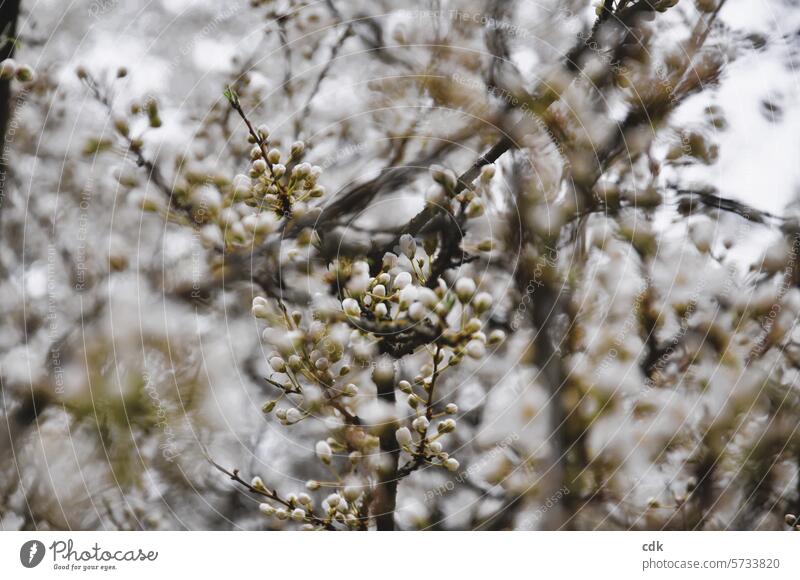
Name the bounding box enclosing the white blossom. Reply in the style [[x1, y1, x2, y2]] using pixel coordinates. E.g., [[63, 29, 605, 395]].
[[315, 441, 333, 464]]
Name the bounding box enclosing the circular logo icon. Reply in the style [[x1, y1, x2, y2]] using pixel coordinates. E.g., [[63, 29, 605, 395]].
[[19, 540, 46, 568]]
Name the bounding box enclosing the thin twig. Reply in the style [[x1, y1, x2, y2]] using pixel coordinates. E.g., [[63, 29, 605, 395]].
[[205, 453, 335, 530], [296, 23, 353, 139]]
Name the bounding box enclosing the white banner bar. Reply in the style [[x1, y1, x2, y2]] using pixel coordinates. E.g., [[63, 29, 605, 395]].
[[0, 531, 797, 578]]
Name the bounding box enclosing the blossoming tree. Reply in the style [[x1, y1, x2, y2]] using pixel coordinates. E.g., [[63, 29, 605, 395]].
[[2, 0, 800, 531]]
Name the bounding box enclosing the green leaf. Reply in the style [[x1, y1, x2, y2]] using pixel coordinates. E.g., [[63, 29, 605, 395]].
[[223, 85, 240, 107]]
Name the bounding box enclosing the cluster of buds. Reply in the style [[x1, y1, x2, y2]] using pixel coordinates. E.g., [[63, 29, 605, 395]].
[[426, 163, 495, 220], [254, 299, 364, 425], [198, 189, 280, 248], [246, 162, 506, 524], [253, 476, 318, 529], [128, 96, 162, 128], [395, 403, 461, 472], [338, 260, 505, 361], [253, 295, 404, 529], [190, 136, 323, 248], [319, 489, 365, 529], [336, 262, 505, 474], [233, 132, 324, 218], [0, 58, 35, 82], [253, 451, 369, 529]]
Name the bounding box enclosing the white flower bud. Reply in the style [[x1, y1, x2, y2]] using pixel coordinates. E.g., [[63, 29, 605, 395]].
[[373, 284, 386, 297], [308, 320, 325, 341], [218, 207, 238, 227], [395, 426, 413, 446], [272, 163, 286, 178], [399, 285, 418, 308], [488, 329, 506, 344], [343, 383, 358, 396], [298, 493, 312, 505], [287, 355, 303, 371], [251, 476, 266, 490], [445, 403, 458, 414], [306, 480, 321, 490], [269, 356, 287, 373], [292, 162, 312, 178], [465, 317, 482, 334], [466, 340, 485, 359], [251, 159, 268, 175], [233, 173, 253, 197], [429, 441, 443, 453], [267, 148, 281, 163], [466, 198, 485, 218], [399, 234, 417, 259], [275, 508, 289, 520], [0, 58, 17, 80], [230, 221, 246, 241], [315, 441, 333, 464], [286, 408, 302, 423], [291, 508, 306, 521], [430, 164, 457, 190], [398, 380, 412, 394], [412, 416, 430, 433], [291, 140, 305, 157], [200, 225, 223, 246], [353, 260, 370, 276], [455, 277, 476, 301], [259, 503, 276, 516], [473, 291, 493, 312], [257, 124, 270, 139], [242, 214, 259, 233], [438, 418, 456, 433], [374, 302, 388, 318], [383, 252, 399, 269], [343, 486, 362, 502], [417, 287, 438, 307], [252, 302, 270, 318], [444, 458, 460, 472], [408, 301, 426, 321], [342, 298, 361, 317], [394, 271, 412, 289], [255, 214, 276, 235]]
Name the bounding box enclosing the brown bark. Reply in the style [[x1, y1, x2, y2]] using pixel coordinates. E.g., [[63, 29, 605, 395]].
[[372, 374, 399, 530], [0, 0, 21, 218]]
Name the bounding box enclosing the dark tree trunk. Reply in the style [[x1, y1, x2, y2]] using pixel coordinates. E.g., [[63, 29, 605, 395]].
[[0, 0, 22, 217], [372, 368, 399, 530]]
